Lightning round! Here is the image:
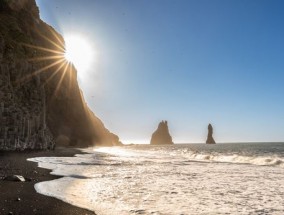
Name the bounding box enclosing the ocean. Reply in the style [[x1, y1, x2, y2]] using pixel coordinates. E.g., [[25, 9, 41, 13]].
[[29, 142, 284, 215]]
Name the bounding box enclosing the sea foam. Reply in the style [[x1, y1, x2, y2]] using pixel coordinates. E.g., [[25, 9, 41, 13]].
[[28, 143, 284, 215]]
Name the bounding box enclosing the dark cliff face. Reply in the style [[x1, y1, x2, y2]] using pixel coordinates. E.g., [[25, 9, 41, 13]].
[[0, 0, 121, 150], [206, 123, 216, 144], [150, 121, 173, 145]]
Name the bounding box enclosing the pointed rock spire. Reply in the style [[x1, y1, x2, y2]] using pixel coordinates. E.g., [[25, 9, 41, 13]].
[[206, 123, 216, 144], [150, 120, 174, 145]]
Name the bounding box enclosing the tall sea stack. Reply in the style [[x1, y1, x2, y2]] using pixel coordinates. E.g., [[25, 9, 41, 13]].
[[0, 0, 121, 150], [206, 123, 216, 144], [150, 121, 173, 145]]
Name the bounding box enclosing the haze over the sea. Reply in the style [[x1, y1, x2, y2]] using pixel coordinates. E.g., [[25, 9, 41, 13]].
[[36, 0, 284, 144]]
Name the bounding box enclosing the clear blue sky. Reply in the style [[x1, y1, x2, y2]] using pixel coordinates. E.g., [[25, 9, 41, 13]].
[[36, 0, 284, 143]]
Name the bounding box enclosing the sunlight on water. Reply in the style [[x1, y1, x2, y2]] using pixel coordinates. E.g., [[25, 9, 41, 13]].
[[93, 147, 143, 157], [29, 143, 284, 215]]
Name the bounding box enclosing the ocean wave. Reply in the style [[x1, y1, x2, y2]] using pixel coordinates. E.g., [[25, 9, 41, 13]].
[[181, 151, 284, 167], [29, 145, 284, 214], [92, 146, 284, 168]]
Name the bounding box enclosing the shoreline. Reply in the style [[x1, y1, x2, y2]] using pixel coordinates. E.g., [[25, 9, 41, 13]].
[[0, 147, 96, 215]]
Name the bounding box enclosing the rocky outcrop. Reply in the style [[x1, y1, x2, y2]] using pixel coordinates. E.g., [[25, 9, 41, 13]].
[[150, 121, 173, 145], [206, 123, 216, 144], [3, 175, 26, 182], [0, 0, 121, 150]]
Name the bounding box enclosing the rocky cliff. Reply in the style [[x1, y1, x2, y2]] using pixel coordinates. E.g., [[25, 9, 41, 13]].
[[0, 0, 121, 150], [206, 123, 216, 144], [150, 121, 173, 145]]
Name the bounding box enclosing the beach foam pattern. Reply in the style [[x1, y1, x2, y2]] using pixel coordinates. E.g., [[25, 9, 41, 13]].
[[29, 143, 284, 215]]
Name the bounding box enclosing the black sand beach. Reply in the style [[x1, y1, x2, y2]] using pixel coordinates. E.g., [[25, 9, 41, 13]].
[[0, 148, 95, 215]]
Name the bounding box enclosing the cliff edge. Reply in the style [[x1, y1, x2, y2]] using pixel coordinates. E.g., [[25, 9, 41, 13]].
[[0, 0, 121, 150]]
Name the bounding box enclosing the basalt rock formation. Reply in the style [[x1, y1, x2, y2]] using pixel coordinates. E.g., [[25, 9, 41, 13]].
[[0, 0, 121, 150], [150, 121, 173, 145], [206, 123, 216, 144]]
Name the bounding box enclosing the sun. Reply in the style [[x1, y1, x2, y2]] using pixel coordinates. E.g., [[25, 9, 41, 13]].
[[64, 35, 94, 72]]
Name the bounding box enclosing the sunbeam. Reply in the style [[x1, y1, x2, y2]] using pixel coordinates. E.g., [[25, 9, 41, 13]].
[[43, 62, 67, 87], [20, 28, 77, 98], [54, 61, 70, 96]]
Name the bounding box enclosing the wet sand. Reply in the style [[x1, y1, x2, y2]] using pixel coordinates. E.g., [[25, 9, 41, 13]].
[[0, 147, 96, 215]]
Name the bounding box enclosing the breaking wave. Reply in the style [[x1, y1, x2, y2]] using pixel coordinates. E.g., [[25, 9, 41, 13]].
[[28, 143, 284, 215], [181, 150, 284, 167]]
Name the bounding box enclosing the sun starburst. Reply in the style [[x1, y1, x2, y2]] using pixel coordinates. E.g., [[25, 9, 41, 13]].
[[20, 27, 76, 97]]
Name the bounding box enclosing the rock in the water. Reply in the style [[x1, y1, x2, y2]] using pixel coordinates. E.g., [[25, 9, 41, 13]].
[[0, 0, 122, 150], [150, 121, 173, 145], [206, 123, 216, 144], [4, 175, 26, 182]]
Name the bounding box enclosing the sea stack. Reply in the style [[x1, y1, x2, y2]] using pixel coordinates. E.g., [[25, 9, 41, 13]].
[[150, 121, 174, 145], [206, 123, 216, 144]]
